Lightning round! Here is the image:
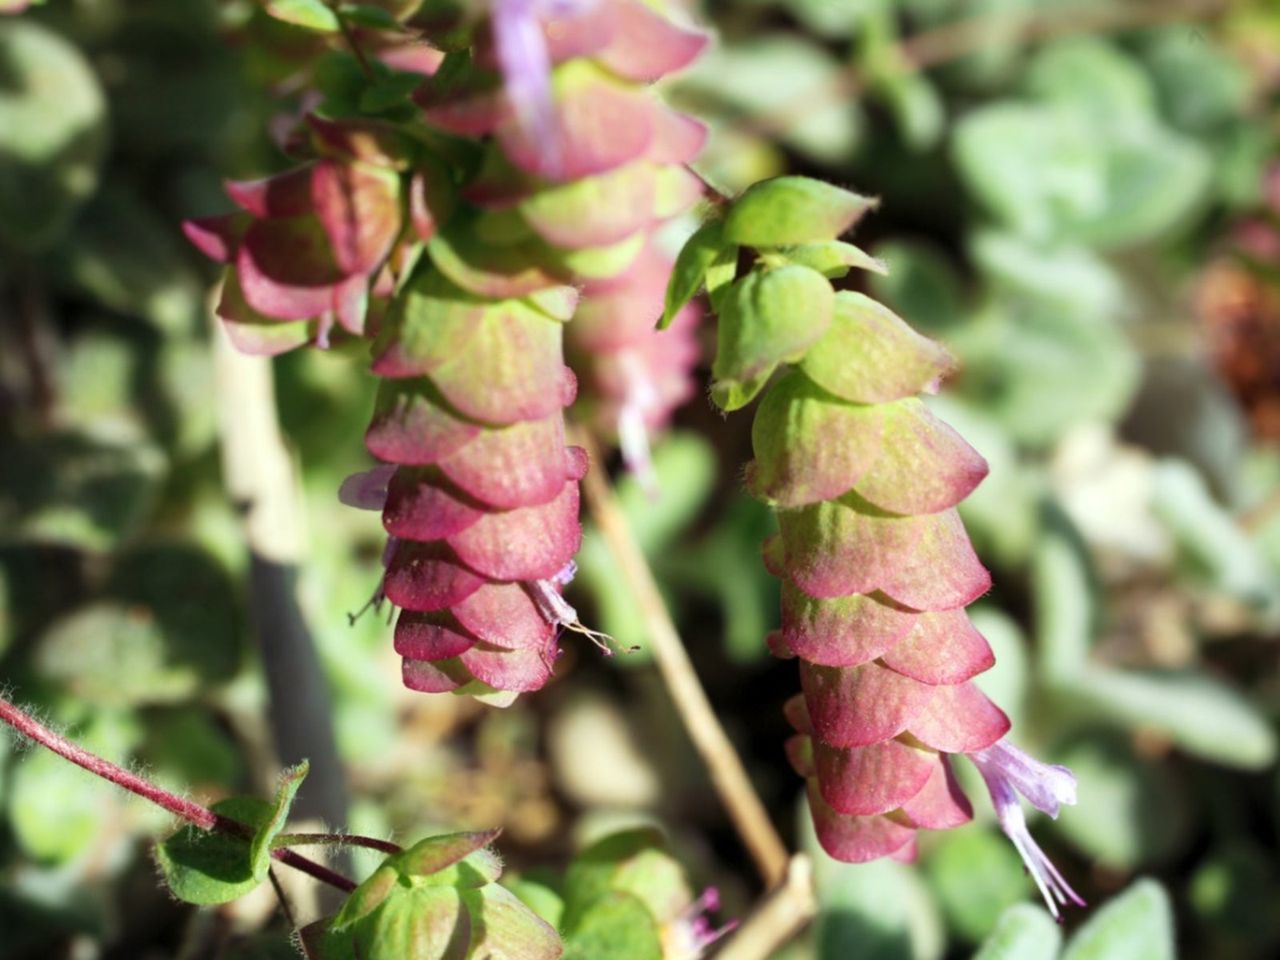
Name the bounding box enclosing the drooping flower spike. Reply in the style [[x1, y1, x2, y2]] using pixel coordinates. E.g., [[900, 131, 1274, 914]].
[[190, 0, 710, 704], [969, 740, 1085, 918], [665, 176, 1082, 909]]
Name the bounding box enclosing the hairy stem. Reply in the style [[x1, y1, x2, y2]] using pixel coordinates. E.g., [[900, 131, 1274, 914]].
[[0, 693, 357, 894], [268, 867, 299, 929], [274, 832, 404, 855], [575, 430, 791, 887]]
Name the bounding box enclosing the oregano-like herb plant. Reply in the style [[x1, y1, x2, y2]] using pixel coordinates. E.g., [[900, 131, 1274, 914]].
[[0, 0, 1099, 957]]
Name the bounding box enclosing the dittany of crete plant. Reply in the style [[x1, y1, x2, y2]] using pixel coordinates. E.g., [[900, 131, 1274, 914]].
[[0, 0, 1090, 956], [663, 176, 1085, 918]]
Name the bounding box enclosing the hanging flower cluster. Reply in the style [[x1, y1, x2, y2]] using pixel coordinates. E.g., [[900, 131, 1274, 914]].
[[187, 0, 708, 705], [433, 0, 710, 490], [665, 176, 1082, 914], [183, 115, 410, 355]]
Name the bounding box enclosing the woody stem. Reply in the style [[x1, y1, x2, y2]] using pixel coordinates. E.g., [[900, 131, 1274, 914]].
[[575, 429, 792, 888]]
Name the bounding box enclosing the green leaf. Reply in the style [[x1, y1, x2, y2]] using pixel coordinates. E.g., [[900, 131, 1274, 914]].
[[1023, 38, 1157, 128], [953, 290, 1139, 446], [334, 830, 503, 931], [503, 877, 566, 930], [0, 430, 166, 550], [671, 36, 863, 165], [705, 239, 739, 312], [724, 176, 876, 247], [333, 864, 403, 930], [813, 856, 944, 960], [1033, 502, 1096, 682], [563, 829, 689, 930], [140, 709, 244, 789], [0, 19, 107, 253], [970, 231, 1125, 320], [1189, 843, 1280, 949], [1139, 26, 1250, 136], [360, 70, 425, 114], [952, 99, 1211, 248], [875, 70, 945, 152], [1050, 733, 1190, 870], [923, 827, 1029, 943], [33, 546, 241, 707], [299, 917, 360, 960], [55, 188, 203, 334], [1053, 667, 1277, 771], [869, 239, 966, 336], [253, 762, 309, 877], [952, 104, 1097, 243], [973, 904, 1062, 960], [563, 892, 662, 960], [1061, 879, 1174, 960], [156, 796, 273, 905], [266, 0, 341, 31], [1151, 459, 1277, 613], [662, 220, 732, 328]]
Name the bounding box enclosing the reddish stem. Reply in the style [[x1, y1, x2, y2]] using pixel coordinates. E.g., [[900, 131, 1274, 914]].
[[0, 693, 357, 894], [274, 832, 404, 856]]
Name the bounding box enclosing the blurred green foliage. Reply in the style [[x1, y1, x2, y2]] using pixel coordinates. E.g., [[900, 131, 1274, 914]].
[[0, 0, 1278, 958]]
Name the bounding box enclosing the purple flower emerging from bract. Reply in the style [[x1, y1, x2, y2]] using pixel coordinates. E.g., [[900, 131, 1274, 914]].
[[490, 0, 600, 176], [968, 740, 1085, 919], [529, 560, 627, 656]]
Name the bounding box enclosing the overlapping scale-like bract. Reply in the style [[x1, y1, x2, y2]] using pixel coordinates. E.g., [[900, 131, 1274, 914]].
[[420, 0, 708, 486], [188, 2, 709, 703], [677, 176, 1012, 861], [185, 117, 413, 356], [370, 0, 710, 699]]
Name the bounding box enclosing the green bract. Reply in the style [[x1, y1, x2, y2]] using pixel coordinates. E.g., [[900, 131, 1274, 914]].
[[155, 762, 308, 906], [319, 830, 560, 960], [711, 264, 835, 411], [723, 176, 877, 247]]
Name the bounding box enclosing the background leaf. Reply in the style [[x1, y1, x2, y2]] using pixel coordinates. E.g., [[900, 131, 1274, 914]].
[[1061, 879, 1175, 960]]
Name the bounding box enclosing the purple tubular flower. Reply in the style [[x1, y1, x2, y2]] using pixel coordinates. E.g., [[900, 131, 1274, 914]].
[[967, 740, 1085, 919], [490, 0, 600, 176]]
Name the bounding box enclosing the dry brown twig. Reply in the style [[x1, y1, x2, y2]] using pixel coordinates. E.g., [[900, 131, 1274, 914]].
[[575, 429, 791, 889], [716, 855, 817, 960], [575, 429, 816, 960]]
